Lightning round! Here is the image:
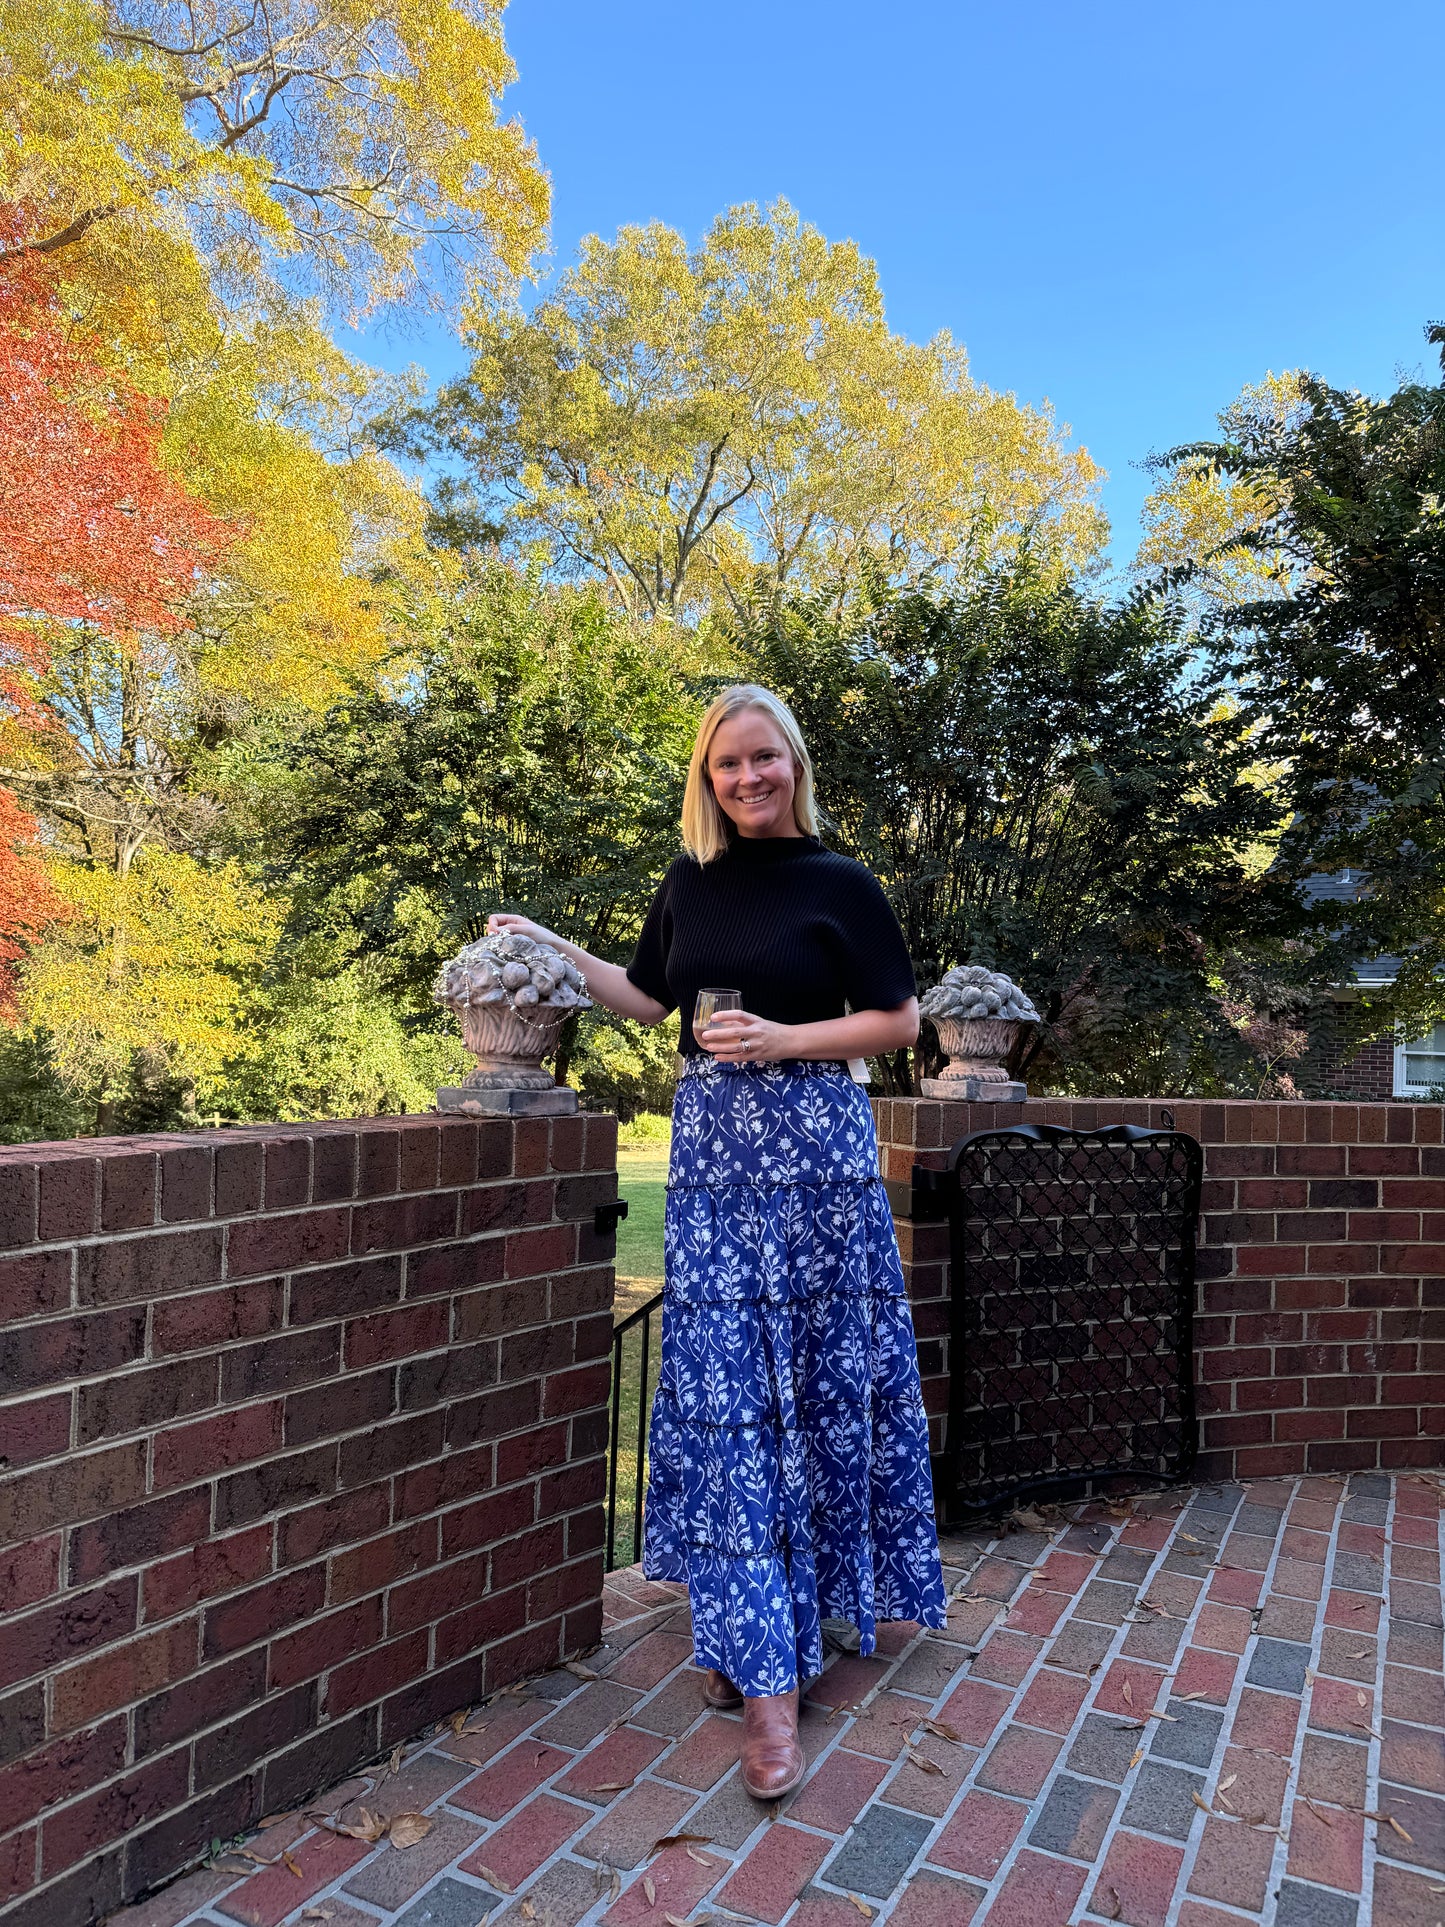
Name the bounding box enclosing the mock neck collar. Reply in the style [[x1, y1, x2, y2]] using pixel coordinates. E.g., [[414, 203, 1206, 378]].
[[724, 830, 820, 863]]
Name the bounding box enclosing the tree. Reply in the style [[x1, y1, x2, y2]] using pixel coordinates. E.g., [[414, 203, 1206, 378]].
[[275, 564, 700, 1065], [1145, 324, 1445, 1037], [735, 574, 1292, 1096], [22, 846, 281, 1128], [0, 792, 66, 1017], [0, 237, 225, 678], [398, 201, 1106, 618], [0, 0, 548, 317]]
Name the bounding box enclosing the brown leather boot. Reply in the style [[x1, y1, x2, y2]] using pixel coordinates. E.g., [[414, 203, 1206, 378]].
[[704, 1669, 743, 1710], [740, 1688, 804, 1799]]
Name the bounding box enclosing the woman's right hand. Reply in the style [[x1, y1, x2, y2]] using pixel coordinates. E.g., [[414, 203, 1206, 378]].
[[487, 913, 559, 946]]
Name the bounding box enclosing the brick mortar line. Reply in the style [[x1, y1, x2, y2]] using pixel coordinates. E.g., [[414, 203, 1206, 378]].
[[1354, 1475, 1397, 1927], [1162, 1473, 1315, 1927]]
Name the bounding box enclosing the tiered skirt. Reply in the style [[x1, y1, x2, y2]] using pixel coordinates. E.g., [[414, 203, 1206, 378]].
[[642, 1058, 947, 1696]]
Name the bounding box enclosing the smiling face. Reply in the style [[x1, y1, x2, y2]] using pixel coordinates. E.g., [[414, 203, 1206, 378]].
[[706, 705, 801, 840]]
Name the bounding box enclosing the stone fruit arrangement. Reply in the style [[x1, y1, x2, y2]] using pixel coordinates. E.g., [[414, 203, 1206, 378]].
[[918, 964, 1039, 1091], [434, 932, 591, 1091], [918, 964, 1040, 1024], [434, 931, 591, 1016]]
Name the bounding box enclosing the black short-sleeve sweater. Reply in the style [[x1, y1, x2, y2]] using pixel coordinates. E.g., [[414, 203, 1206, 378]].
[[625, 834, 916, 1055]]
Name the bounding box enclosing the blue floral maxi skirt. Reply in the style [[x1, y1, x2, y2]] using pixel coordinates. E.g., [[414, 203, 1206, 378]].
[[642, 1058, 947, 1696]]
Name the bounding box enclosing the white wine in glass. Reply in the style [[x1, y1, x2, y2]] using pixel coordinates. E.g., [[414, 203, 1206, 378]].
[[694, 987, 742, 1040]]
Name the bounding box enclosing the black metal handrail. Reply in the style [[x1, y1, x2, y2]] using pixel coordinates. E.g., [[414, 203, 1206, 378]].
[[605, 1287, 663, 1570]]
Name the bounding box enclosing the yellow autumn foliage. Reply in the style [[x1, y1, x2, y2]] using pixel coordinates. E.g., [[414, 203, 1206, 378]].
[[0, 0, 549, 317], [23, 849, 282, 1099]]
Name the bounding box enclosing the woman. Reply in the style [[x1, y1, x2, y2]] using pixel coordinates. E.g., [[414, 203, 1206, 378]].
[[488, 684, 946, 1798]]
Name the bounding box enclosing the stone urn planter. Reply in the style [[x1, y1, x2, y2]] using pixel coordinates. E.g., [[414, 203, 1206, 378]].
[[917, 965, 1040, 1101], [433, 932, 592, 1115]]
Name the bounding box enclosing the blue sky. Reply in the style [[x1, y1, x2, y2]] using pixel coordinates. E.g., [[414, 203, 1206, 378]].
[[358, 0, 1443, 571]]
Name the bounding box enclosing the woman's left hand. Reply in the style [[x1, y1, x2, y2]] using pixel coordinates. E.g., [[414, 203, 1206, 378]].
[[698, 1009, 795, 1062]]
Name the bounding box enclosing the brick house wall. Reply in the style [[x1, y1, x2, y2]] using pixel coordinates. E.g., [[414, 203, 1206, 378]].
[[1322, 1033, 1396, 1102], [875, 1095, 1445, 1486], [0, 1112, 618, 1927]]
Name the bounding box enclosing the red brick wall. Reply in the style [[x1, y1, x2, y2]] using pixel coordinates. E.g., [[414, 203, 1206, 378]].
[[0, 1111, 618, 1927], [1323, 1034, 1396, 1102], [874, 1095, 1445, 1487]]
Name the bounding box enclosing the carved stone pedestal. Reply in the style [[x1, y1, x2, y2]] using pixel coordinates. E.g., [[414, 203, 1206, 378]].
[[436, 1085, 579, 1116], [920, 1074, 1027, 1103]]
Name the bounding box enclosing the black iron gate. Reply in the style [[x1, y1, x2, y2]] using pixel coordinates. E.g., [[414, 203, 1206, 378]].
[[921, 1122, 1202, 1516]]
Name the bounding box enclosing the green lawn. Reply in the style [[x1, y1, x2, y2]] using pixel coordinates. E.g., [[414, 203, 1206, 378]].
[[608, 1130, 669, 1567]]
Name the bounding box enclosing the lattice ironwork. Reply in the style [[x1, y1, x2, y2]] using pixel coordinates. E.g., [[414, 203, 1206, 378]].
[[937, 1122, 1201, 1515]]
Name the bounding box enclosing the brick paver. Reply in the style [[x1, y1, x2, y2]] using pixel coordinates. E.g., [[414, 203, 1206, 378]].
[[107, 1470, 1442, 1927]]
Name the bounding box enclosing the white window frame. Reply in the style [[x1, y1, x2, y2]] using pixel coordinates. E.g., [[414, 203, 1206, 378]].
[[1394, 1023, 1445, 1098]]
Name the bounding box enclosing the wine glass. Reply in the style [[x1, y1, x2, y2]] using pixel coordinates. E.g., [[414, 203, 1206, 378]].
[[694, 987, 742, 1044]]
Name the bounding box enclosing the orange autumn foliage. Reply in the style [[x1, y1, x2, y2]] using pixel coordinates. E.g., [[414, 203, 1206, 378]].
[[0, 789, 65, 1015], [0, 218, 227, 683], [0, 213, 226, 998]]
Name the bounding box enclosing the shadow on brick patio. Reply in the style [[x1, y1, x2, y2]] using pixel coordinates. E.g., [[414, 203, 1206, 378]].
[[109, 1469, 1445, 1927]]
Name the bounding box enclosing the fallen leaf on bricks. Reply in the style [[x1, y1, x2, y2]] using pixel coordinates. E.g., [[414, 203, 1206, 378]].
[[595, 1783, 631, 1794], [1348, 1647, 1372, 1660], [1217, 1794, 1235, 1813], [642, 1875, 656, 1905], [1388, 1816, 1415, 1843], [389, 1745, 405, 1774], [610, 1871, 623, 1901], [1180, 1691, 1209, 1702], [924, 1718, 962, 1744], [258, 1813, 293, 1829], [449, 1709, 470, 1735], [1008, 1506, 1054, 1531], [1304, 1799, 1334, 1828], [650, 1832, 712, 1854], [848, 1899, 872, 1920], [1219, 1774, 1238, 1792], [1191, 1792, 1213, 1814], [1356, 1690, 1369, 1707], [684, 1845, 717, 1867], [521, 1905, 537, 1921], [1147, 1711, 1179, 1722], [1097, 1887, 1122, 1921], [281, 1850, 304, 1880], [905, 1748, 944, 1776], [1304, 1670, 1316, 1687], [388, 1814, 433, 1850], [1129, 1748, 1145, 1770], [1122, 1681, 1134, 1706], [566, 1661, 600, 1680], [301, 1910, 333, 1923], [473, 1864, 514, 1893]]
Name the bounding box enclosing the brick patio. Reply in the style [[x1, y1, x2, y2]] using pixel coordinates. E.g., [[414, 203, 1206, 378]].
[[106, 1471, 1444, 1927]]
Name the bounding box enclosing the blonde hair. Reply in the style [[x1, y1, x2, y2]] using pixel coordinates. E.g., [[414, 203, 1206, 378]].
[[682, 685, 819, 863]]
